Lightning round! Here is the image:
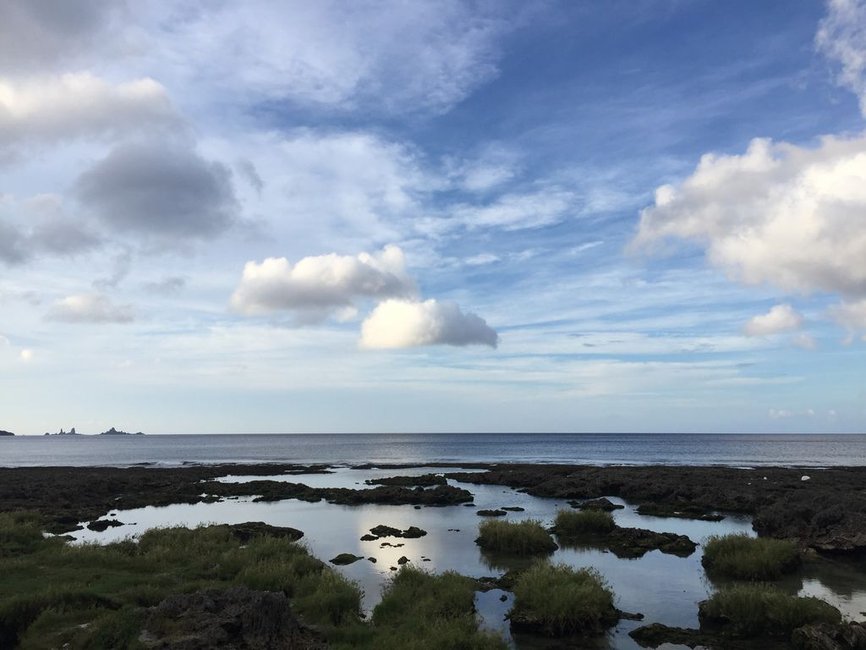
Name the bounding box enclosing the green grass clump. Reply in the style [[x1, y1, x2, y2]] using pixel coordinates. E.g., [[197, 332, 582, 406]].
[[701, 534, 800, 580], [475, 519, 558, 555], [0, 521, 361, 648], [554, 509, 615, 536], [358, 565, 505, 649], [510, 562, 617, 636], [0, 512, 51, 558], [699, 584, 841, 637]]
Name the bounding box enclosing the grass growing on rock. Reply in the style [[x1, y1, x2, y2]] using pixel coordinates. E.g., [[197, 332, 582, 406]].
[[509, 562, 618, 636], [0, 517, 361, 648], [699, 584, 841, 637], [701, 534, 800, 580], [554, 509, 615, 536], [351, 565, 506, 649], [475, 519, 558, 555]]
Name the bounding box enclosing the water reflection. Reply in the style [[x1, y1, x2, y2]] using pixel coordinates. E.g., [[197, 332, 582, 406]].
[[71, 465, 866, 649]]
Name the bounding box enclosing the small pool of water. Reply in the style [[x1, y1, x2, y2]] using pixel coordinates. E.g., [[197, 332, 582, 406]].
[[72, 465, 866, 649]]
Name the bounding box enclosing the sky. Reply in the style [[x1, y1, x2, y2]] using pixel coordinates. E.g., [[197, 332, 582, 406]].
[[1, 0, 865, 435]]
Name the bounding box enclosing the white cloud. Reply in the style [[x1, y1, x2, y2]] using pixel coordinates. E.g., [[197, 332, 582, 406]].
[[150, 1, 510, 115], [633, 135, 866, 321], [231, 245, 415, 318], [452, 189, 576, 231], [360, 298, 498, 349], [817, 0, 866, 116], [0, 73, 177, 148], [830, 298, 866, 330], [47, 293, 134, 324], [743, 304, 803, 336]]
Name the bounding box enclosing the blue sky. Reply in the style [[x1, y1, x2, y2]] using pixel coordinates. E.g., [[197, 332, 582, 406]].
[[1, 0, 865, 434]]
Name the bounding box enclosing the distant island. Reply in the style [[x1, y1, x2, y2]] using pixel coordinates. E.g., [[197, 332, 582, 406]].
[[43, 427, 144, 436], [0, 430, 14, 436], [44, 427, 80, 436], [99, 427, 144, 436]]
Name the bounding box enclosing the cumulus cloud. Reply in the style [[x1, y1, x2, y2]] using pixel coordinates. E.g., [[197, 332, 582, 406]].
[[632, 135, 866, 324], [47, 293, 134, 323], [231, 245, 415, 318], [817, 0, 866, 116], [360, 298, 498, 349], [0, 73, 177, 149], [744, 304, 803, 336], [76, 140, 237, 241]]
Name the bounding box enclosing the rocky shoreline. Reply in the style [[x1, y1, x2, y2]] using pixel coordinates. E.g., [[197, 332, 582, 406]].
[[0, 462, 864, 555]]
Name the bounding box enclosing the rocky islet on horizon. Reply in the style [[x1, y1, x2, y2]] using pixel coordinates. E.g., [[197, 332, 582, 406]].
[[42, 426, 144, 436]]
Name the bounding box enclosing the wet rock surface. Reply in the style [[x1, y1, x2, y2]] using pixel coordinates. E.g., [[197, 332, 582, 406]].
[[792, 621, 866, 649], [365, 473, 446, 487], [140, 586, 325, 649], [227, 521, 304, 543], [329, 553, 363, 565], [86, 518, 125, 532], [447, 464, 866, 554], [0, 464, 470, 533], [476, 509, 507, 517], [571, 497, 624, 511]]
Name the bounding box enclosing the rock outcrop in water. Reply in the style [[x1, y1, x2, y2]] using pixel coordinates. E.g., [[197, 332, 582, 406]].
[[447, 464, 866, 555]]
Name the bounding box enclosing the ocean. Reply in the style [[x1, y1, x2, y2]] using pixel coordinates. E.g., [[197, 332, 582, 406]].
[[1, 432, 865, 467]]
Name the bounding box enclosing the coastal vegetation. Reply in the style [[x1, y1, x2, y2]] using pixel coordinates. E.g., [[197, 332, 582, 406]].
[[554, 508, 616, 535], [702, 533, 800, 580], [0, 515, 362, 647], [0, 513, 508, 649], [362, 565, 506, 649], [699, 584, 841, 637], [509, 562, 618, 636], [475, 519, 558, 555]]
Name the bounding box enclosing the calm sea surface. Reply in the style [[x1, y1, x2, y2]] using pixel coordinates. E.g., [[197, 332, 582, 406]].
[[1, 432, 865, 467]]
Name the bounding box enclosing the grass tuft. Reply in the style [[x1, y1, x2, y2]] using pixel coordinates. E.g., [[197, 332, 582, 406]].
[[475, 519, 558, 555], [554, 509, 615, 536], [701, 534, 800, 580], [363, 565, 506, 649], [699, 584, 841, 637], [510, 562, 618, 636]]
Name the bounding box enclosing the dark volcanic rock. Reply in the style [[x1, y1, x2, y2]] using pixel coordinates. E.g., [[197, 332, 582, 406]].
[[0, 430, 14, 436], [86, 518, 124, 532], [397, 555, 409, 565], [571, 497, 623, 511], [557, 525, 697, 559], [360, 534, 378, 541], [365, 473, 446, 487], [329, 553, 363, 565], [367, 525, 427, 539], [141, 586, 324, 649], [637, 502, 724, 521], [791, 622, 866, 650], [227, 521, 304, 543], [501, 506, 525, 512], [447, 464, 866, 554], [369, 525, 402, 537], [628, 623, 720, 648], [477, 509, 507, 517]]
